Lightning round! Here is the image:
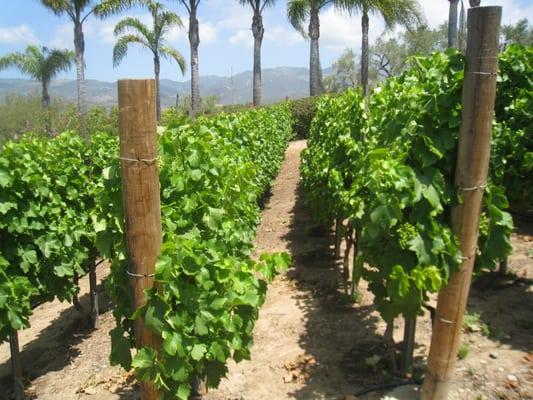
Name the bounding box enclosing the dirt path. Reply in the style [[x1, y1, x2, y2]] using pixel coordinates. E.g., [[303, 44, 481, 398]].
[[0, 140, 531, 400]]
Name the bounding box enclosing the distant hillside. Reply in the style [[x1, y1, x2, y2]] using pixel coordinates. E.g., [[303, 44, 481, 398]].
[[0, 66, 321, 108]]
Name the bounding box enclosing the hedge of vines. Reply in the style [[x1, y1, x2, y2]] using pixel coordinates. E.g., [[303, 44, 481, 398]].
[[492, 44, 533, 209], [301, 49, 515, 324], [0, 103, 293, 399], [0, 132, 115, 342], [96, 104, 293, 398]]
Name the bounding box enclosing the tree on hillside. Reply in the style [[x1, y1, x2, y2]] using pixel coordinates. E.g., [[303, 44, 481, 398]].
[[112, 0, 186, 121], [371, 37, 404, 78], [238, 0, 277, 106], [502, 19, 533, 47], [370, 23, 446, 80], [40, 0, 137, 139], [339, 0, 423, 95], [176, 0, 202, 117], [0, 45, 75, 134], [288, 0, 337, 96], [323, 48, 358, 92]]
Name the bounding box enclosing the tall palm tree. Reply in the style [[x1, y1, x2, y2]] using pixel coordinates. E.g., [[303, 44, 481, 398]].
[[448, 0, 459, 48], [176, 1, 201, 117], [340, 0, 423, 95], [0, 45, 75, 134], [113, 0, 186, 121], [288, 0, 335, 96], [238, 0, 277, 106], [40, 0, 137, 139]]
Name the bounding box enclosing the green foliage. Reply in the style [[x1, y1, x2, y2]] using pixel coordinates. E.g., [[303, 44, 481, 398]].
[[463, 312, 489, 336], [289, 96, 319, 139], [160, 107, 191, 128], [0, 45, 74, 86], [501, 19, 533, 47], [0, 94, 119, 145], [323, 48, 358, 93], [457, 342, 469, 360], [0, 131, 117, 341], [492, 44, 533, 208], [95, 103, 293, 397], [301, 50, 513, 323], [0, 102, 292, 397]]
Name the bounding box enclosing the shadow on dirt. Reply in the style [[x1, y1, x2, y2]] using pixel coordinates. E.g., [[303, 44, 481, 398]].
[[0, 279, 114, 398], [282, 182, 402, 399], [467, 216, 533, 352]]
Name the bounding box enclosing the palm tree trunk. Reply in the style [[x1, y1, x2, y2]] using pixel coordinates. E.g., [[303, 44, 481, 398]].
[[448, 0, 459, 48], [41, 80, 52, 136], [41, 80, 50, 109], [74, 20, 88, 140], [309, 8, 321, 97], [252, 11, 264, 107], [361, 8, 370, 96], [189, 3, 200, 118], [154, 55, 161, 122]]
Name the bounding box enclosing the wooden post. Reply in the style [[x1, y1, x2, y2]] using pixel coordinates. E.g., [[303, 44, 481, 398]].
[[499, 257, 508, 275], [89, 260, 99, 328], [334, 219, 342, 258], [10, 332, 25, 400], [421, 6, 501, 400], [118, 79, 162, 400], [400, 318, 416, 375]]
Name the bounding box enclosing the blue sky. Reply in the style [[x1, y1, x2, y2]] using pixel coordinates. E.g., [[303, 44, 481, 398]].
[[1, 0, 532, 82]]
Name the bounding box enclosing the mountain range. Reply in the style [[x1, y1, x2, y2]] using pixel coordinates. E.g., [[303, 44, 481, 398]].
[[0, 66, 330, 108]]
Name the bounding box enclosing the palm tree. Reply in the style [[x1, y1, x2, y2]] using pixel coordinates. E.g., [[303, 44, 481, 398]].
[[40, 0, 137, 139], [176, 1, 201, 117], [113, 0, 186, 121], [340, 0, 423, 95], [448, 0, 459, 48], [288, 0, 335, 96], [238, 0, 277, 106], [0, 45, 75, 134]]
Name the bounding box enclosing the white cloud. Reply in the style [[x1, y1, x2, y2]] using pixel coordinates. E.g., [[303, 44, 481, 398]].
[[265, 26, 304, 45], [229, 30, 252, 47], [200, 22, 217, 44], [318, 7, 385, 52], [167, 19, 216, 45], [48, 24, 73, 49], [417, 0, 533, 28], [0, 24, 38, 45]]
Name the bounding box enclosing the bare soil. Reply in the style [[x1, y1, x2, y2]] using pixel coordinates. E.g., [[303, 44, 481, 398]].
[[0, 140, 531, 400]]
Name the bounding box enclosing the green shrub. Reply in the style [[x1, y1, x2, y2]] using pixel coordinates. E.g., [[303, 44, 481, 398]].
[[289, 96, 319, 139], [160, 107, 191, 128]]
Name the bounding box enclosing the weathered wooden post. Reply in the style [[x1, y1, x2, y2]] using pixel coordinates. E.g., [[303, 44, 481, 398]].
[[421, 6, 501, 400], [10, 332, 24, 400], [400, 318, 416, 375], [118, 79, 162, 400]]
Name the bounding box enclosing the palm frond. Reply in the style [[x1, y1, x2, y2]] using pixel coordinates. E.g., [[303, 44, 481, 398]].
[[114, 17, 154, 44], [44, 49, 76, 80], [112, 34, 150, 67], [287, 0, 309, 37], [94, 0, 143, 18], [381, 0, 424, 30], [159, 10, 184, 29], [160, 46, 187, 75], [0, 52, 28, 74], [40, 0, 73, 16]]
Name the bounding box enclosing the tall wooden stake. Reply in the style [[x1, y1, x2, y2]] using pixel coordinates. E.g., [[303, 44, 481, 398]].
[[400, 318, 416, 375], [10, 332, 24, 400], [421, 7, 501, 400], [89, 260, 99, 328], [334, 219, 342, 258], [118, 79, 162, 400]]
